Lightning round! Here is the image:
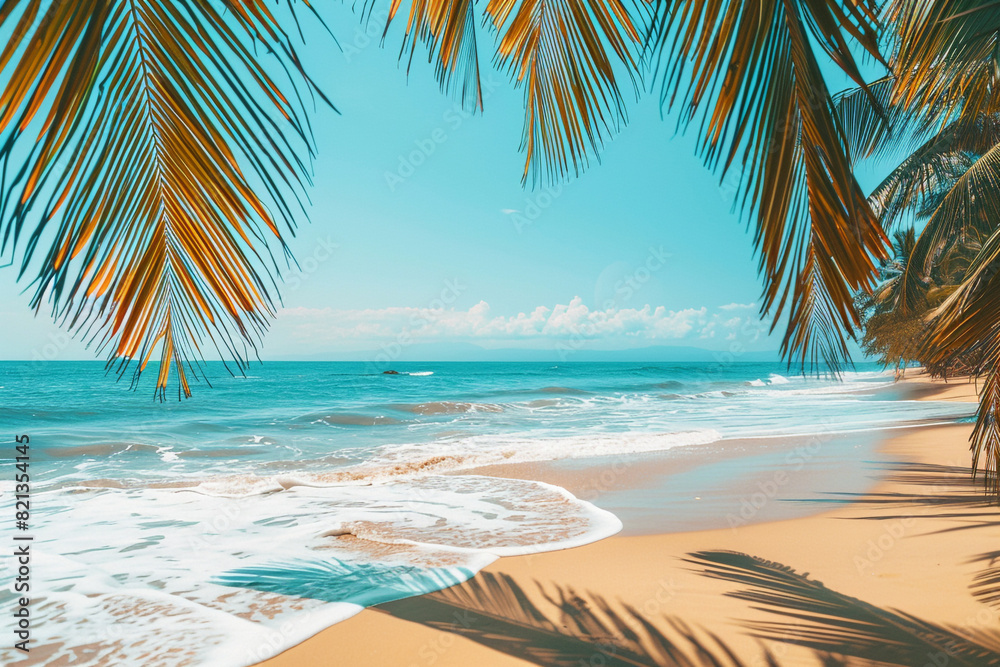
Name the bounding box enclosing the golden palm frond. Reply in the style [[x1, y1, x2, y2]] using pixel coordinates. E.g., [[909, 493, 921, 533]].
[[889, 1, 1000, 125], [485, 0, 641, 183], [882, 2, 1000, 501], [375, 0, 642, 183], [923, 242, 1000, 497], [0, 0, 325, 399], [648, 0, 889, 371], [378, 0, 484, 110]]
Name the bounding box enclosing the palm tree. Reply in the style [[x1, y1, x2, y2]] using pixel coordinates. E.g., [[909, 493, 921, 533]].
[[856, 228, 926, 377], [831, 3, 1000, 497]]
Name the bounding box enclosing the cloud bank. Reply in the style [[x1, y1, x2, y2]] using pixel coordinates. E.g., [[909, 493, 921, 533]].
[[274, 298, 768, 348]]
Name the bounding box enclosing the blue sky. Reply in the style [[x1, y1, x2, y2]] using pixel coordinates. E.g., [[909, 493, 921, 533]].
[[0, 7, 883, 362]]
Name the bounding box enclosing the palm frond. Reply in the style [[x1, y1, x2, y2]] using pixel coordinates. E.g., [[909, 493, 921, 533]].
[[373, 0, 643, 184], [378, 0, 484, 111], [890, 1, 1000, 125], [0, 0, 325, 398], [868, 115, 1000, 314], [834, 75, 902, 161], [924, 271, 1000, 497], [648, 0, 889, 371], [485, 0, 642, 183]]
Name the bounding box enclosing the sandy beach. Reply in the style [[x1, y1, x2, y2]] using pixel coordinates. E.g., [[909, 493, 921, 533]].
[[258, 376, 999, 667]]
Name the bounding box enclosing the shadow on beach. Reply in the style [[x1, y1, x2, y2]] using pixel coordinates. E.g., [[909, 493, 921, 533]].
[[375, 569, 775, 667], [372, 552, 1000, 667], [791, 459, 1000, 531]]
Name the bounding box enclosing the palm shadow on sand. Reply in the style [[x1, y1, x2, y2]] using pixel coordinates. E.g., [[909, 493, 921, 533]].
[[685, 550, 1000, 667], [371, 550, 1000, 667], [377, 569, 783, 667], [788, 460, 1000, 531], [971, 550, 1000, 612]]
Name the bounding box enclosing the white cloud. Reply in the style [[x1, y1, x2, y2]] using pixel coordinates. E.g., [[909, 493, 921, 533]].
[[274, 297, 768, 347]]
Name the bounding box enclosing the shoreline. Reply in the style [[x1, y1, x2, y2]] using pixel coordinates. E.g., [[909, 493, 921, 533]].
[[259, 375, 997, 667]]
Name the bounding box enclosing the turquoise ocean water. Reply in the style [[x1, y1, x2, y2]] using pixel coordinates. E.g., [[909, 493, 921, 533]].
[[0, 361, 976, 665]]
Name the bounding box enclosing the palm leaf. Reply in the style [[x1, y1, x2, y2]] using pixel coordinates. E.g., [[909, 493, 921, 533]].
[[923, 262, 1000, 497], [376, 0, 484, 111], [869, 115, 1000, 314], [648, 0, 889, 371], [0, 0, 326, 398], [889, 1, 1000, 125], [375, 0, 642, 183], [834, 75, 907, 162], [887, 4, 1000, 499], [484, 0, 642, 183]]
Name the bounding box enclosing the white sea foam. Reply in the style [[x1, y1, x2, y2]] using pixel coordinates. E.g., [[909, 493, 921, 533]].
[[359, 428, 724, 480], [158, 446, 181, 462], [0, 475, 620, 667]]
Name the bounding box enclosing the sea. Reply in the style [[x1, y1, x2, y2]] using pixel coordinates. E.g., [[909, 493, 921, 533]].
[[0, 360, 977, 665]]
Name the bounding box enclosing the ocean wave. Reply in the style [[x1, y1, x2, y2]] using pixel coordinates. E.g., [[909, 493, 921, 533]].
[[9, 475, 620, 667], [523, 398, 563, 408], [745, 374, 790, 387], [298, 412, 404, 426], [353, 428, 725, 480], [41, 442, 160, 458], [389, 401, 504, 415]]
